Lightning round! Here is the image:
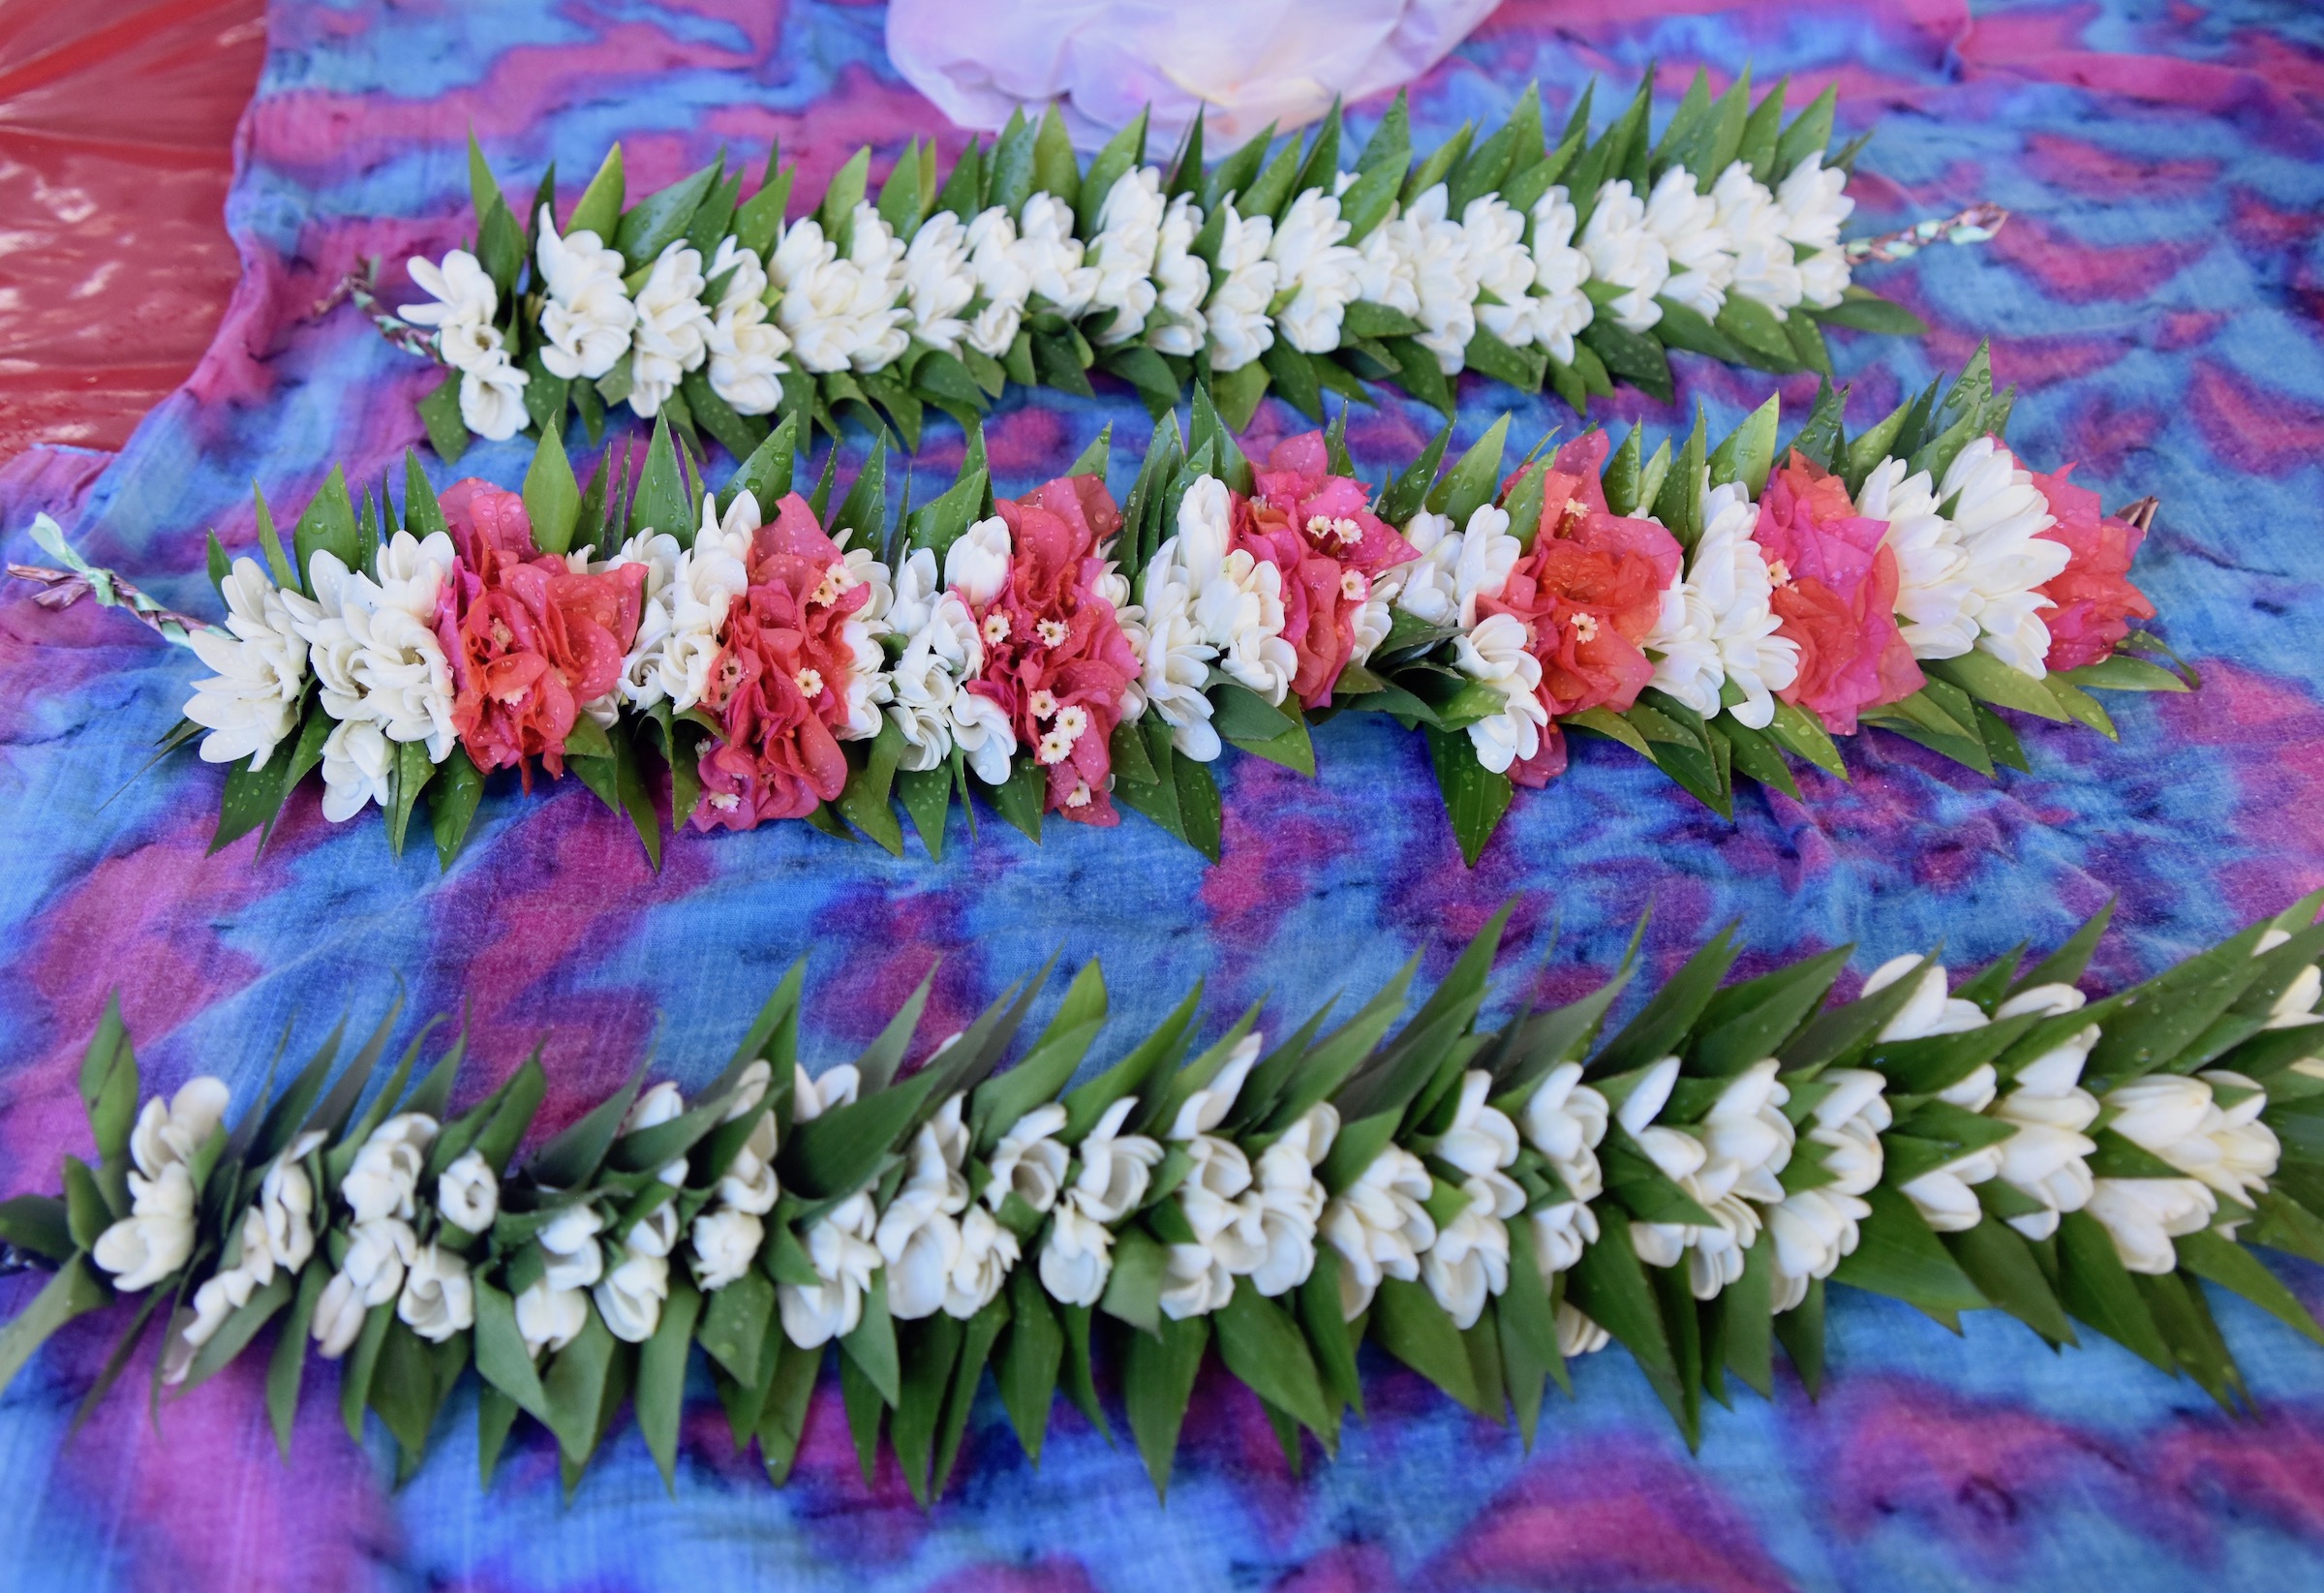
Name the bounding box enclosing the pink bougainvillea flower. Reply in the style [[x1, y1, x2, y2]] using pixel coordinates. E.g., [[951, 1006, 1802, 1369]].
[[1753, 451, 1922, 736], [692, 492, 870, 831], [965, 474, 1138, 825], [433, 480, 644, 784], [1236, 432, 1417, 709], [2031, 465, 2157, 672], [1475, 431, 1681, 787]]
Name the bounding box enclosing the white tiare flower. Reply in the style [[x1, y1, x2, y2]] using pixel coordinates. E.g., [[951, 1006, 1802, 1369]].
[[1513, 187, 1594, 365], [93, 1077, 231, 1295], [1557, 1302, 1612, 1357], [1016, 192, 1098, 318], [1134, 546, 1220, 760], [1578, 178, 1668, 333], [1321, 1146, 1437, 1320], [963, 206, 1033, 357], [1421, 1184, 1512, 1331], [1691, 479, 1796, 729], [2104, 1071, 2280, 1204], [1698, 1060, 1796, 1205], [1864, 954, 1990, 1042], [437, 1148, 499, 1234], [1767, 1069, 1889, 1310], [1455, 611, 1547, 775], [1529, 1196, 1601, 1279], [1146, 193, 1211, 357], [1522, 1063, 1610, 1202], [1268, 188, 1363, 353], [1622, 1063, 1768, 1301], [1352, 192, 1422, 320], [1777, 154, 1854, 309], [780, 1190, 880, 1347], [944, 513, 1014, 609], [1248, 1103, 1338, 1297], [397, 1241, 474, 1343], [1163, 475, 1296, 704], [1984, 986, 2101, 1240], [169, 1209, 277, 1377], [876, 1096, 973, 1322], [594, 1245, 671, 1342], [704, 235, 789, 415], [1858, 457, 1978, 660], [402, 250, 498, 361], [535, 207, 637, 382], [342, 1112, 438, 1225], [690, 1208, 765, 1292], [1159, 1240, 1237, 1320], [1643, 166, 1734, 321], [945, 1206, 1020, 1319], [792, 1062, 861, 1124], [987, 1104, 1071, 1215], [1940, 437, 2070, 678], [885, 549, 1017, 783], [253, 1128, 326, 1276], [2258, 928, 2324, 1029], [91, 1162, 199, 1295], [514, 1278, 589, 1358], [1644, 559, 1725, 720], [1400, 185, 1482, 374], [458, 354, 532, 443], [1467, 195, 1540, 350], [1036, 1206, 1114, 1306], [312, 1218, 416, 1359], [1062, 1096, 1166, 1225], [2086, 1176, 2216, 1274], [1203, 200, 1278, 371], [1167, 1032, 1262, 1143], [185, 559, 308, 770], [538, 1204, 607, 1292], [1427, 1071, 1525, 1220], [1712, 163, 1805, 319], [1383, 509, 1461, 628], [771, 204, 911, 375], [626, 239, 715, 418], [1086, 167, 1166, 345], [901, 209, 978, 354]]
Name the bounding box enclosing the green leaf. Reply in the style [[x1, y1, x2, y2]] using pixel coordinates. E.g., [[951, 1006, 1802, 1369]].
[[782, 1073, 936, 1202], [266, 1261, 325, 1455], [291, 466, 359, 579], [997, 1265, 1065, 1463], [0, 1257, 108, 1402], [1425, 724, 1513, 869], [2056, 1210, 2174, 1372], [1213, 1286, 1336, 1442], [889, 1313, 963, 1504], [836, 717, 906, 857], [980, 757, 1046, 843], [2057, 654, 2192, 694], [1030, 107, 1080, 207], [1944, 1219, 2076, 1347], [567, 144, 626, 243], [1123, 1311, 1209, 1499], [616, 157, 721, 272], [1426, 415, 1511, 528], [628, 414, 693, 541], [417, 369, 471, 462], [2177, 1227, 2324, 1346], [756, 1335, 822, 1486], [1814, 288, 1929, 337], [1078, 109, 1150, 235], [1830, 1186, 1989, 1313], [1369, 1276, 1482, 1413], [1925, 650, 2069, 721], [1772, 84, 1838, 181], [1708, 394, 1781, 494], [1766, 699, 1846, 779]]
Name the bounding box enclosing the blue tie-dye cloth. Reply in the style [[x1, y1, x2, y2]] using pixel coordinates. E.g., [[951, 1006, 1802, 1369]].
[[4, 1, 2324, 1588]]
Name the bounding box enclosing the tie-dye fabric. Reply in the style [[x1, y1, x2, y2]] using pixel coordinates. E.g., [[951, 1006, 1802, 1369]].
[[3, 2, 2323, 1589]]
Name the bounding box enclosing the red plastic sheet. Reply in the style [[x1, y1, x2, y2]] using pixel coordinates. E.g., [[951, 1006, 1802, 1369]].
[[0, 0, 265, 458]]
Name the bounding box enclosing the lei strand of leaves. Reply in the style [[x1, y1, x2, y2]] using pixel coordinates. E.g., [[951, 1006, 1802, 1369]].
[[3, 893, 2321, 1501], [382, 68, 1969, 466], [12, 349, 2186, 872]]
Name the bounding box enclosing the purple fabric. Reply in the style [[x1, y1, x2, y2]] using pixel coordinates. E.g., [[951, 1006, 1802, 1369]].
[[4, 0, 2324, 1587]]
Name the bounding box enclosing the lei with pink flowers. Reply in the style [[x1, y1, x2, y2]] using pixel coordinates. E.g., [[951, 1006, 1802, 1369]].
[[13, 348, 2178, 868]]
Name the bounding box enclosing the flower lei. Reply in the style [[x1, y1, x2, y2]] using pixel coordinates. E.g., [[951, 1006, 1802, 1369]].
[[382, 71, 1991, 464], [15, 349, 2178, 870], [5, 893, 2319, 1500]]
